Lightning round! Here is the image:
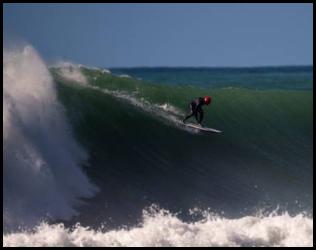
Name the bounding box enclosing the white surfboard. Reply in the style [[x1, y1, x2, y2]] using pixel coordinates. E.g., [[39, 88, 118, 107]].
[[184, 122, 222, 133]]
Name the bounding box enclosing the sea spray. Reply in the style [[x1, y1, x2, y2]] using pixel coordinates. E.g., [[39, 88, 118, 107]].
[[3, 207, 313, 247], [3, 46, 98, 231], [52, 61, 88, 85]]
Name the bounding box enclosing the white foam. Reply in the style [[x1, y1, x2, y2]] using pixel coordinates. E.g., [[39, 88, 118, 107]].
[[118, 74, 132, 78], [156, 103, 184, 116], [102, 69, 111, 74], [53, 61, 88, 85], [3, 46, 98, 231], [3, 208, 313, 247]]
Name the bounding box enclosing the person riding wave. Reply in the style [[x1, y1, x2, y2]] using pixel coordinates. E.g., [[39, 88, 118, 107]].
[[182, 96, 211, 126]]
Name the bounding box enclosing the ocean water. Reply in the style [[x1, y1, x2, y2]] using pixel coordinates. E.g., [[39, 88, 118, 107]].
[[110, 66, 313, 90], [3, 46, 313, 247]]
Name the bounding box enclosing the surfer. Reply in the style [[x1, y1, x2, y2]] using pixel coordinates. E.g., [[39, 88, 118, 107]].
[[182, 96, 211, 126]]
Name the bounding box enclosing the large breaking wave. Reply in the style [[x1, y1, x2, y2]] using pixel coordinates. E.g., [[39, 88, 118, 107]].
[[3, 46, 313, 247]]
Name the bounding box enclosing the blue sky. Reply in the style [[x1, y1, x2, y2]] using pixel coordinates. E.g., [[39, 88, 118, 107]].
[[3, 3, 313, 67]]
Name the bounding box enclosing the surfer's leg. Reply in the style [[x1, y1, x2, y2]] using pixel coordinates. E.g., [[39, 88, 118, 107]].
[[194, 112, 199, 123], [183, 112, 194, 123], [198, 110, 204, 124], [183, 103, 195, 123]]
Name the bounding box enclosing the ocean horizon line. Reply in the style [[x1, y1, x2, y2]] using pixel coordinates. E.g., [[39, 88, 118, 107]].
[[107, 65, 313, 70]]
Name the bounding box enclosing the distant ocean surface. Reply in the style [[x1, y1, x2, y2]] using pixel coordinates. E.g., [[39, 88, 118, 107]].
[[4, 47, 313, 247], [110, 66, 313, 90]]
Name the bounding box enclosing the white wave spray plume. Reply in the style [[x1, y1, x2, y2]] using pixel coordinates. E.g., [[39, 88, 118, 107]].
[[3, 45, 98, 231], [52, 61, 88, 84]]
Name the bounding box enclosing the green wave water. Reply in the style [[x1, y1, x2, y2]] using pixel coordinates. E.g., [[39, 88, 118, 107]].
[[51, 66, 313, 229]]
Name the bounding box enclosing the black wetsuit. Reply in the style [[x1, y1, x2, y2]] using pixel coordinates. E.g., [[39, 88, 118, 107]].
[[183, 97, 205, 124]]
